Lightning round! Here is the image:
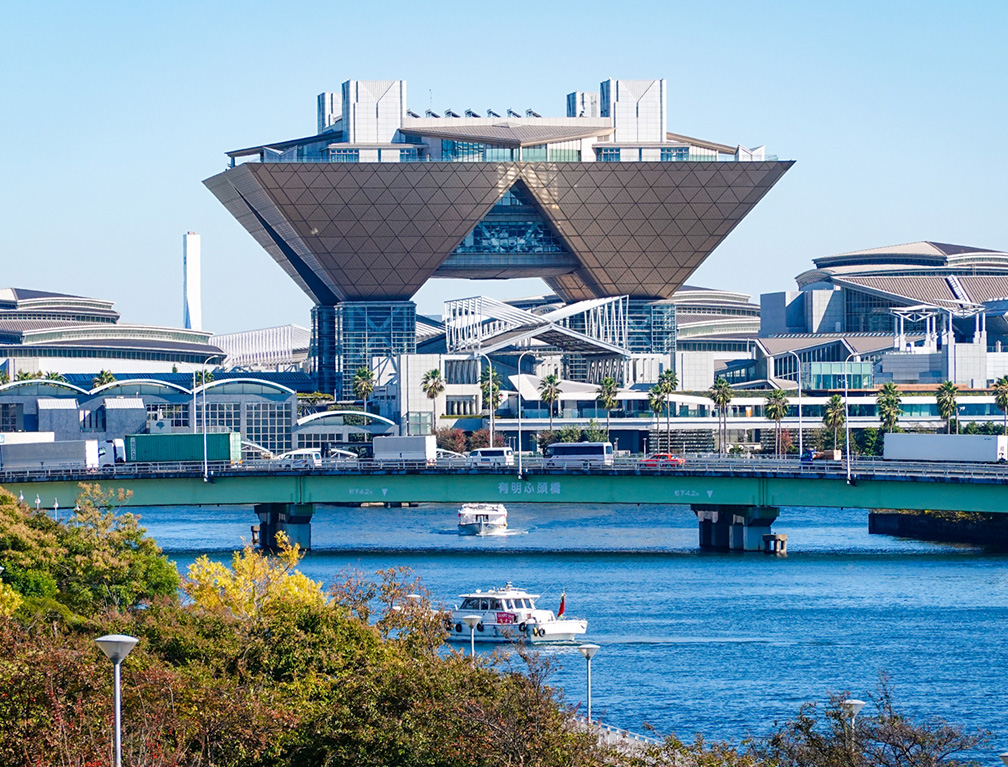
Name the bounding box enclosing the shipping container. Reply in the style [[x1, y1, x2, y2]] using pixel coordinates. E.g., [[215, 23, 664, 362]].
[[0, 439, 99, 471], [372, 435, 436, 463], [124, 432, 242, 464], [883, 433, 1008, 463]]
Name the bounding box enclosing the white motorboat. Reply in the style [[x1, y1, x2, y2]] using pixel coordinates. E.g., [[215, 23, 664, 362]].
[[457, 502, 508, 536], [447, 583, 588, 643]]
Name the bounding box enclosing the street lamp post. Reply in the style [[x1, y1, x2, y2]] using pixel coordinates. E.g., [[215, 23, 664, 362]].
[[477, 353, 495, 447], [198, 356, 216, 482], [957, 405, 965, 435], [785, 351, 803, 457], [462, 614, 481, 657], [844, 352, 858, 484], [578, 643, 600, 721], [95, 634, 139, 767], [516, 350, 533, 477], [841, 698, 865, 754], [53, 498, 58, 523]]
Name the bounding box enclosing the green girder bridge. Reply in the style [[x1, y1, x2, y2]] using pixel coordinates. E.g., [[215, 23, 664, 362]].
[[3, 457, 1005, 552]]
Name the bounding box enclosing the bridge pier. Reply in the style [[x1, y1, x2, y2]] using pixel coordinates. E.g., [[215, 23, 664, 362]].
[[692, 505, 780, 552], [253, 503, 314, 551]]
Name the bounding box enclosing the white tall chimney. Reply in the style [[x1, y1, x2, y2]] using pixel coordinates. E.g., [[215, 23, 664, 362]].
[[183, 231, 202, 330]]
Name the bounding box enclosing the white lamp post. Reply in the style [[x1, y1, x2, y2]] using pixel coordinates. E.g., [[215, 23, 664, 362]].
[[34, 494, 40, 511], [198, 355, 216, 482], [844, 352, 858, 484], [476, 353, 495, 447], [53, 498, 58, 523], [95, 634, 139, 767], [841, 698, 865, 752], [462, 614, 481, 657], [785, 351, 803, 457], [516, 350, 533, 477], [578, 643, 600, 721]]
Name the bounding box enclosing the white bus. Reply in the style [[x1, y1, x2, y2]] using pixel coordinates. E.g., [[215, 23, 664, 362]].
[[543, 441, 613, 468]]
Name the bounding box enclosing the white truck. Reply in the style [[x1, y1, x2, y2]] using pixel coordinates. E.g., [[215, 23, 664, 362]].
[[0, 439, 101, 472], [883, 433, 1008, 463], [372, 435, 437, 464]]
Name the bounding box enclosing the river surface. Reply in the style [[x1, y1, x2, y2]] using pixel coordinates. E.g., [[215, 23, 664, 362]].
[[136, 502, 1008, 746]]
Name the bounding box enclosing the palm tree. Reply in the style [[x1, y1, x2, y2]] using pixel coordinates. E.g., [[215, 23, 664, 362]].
[[822, 393, 846, 450], [709, 377, 732, 455], [936, 380, 958, 434], [15, 370, 43, 381], [596, 376, 619, 441], [876, 382, 903, 434], [994, 375, 1008, 436], [658, 369, 678, 446], [43, 371, 67, 382], [480, 367, 503, 413], [764, 388, 789, 456], [538, 373, 562, 431], [420, 369, 445, 432], [91, 369, 116, 389], [352, 367, 375, 412], [648, 385, 667, 452], [194, 369, 214, 387]]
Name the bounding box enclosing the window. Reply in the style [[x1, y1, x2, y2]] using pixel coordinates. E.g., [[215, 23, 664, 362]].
[[329, 149, 359, 163], [598, 148, 620, 162], [521, 144, 547, 162], [661, 147, 689, 162]]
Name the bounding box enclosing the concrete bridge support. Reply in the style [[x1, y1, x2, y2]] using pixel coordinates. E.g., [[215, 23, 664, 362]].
[[253, 503, 314, 551], [692, 505, 780, 552]]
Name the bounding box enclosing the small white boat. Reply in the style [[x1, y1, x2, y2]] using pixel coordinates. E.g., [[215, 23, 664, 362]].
[[448, 583, 588, 643], [458, 502, 508, 536]]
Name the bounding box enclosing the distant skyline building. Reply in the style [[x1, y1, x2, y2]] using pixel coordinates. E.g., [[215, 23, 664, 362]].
[[182, 231, 201, 331], [205, 76, 791, 396]]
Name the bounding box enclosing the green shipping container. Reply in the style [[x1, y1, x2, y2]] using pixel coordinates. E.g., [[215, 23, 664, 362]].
[[125, 432, 242, 463]]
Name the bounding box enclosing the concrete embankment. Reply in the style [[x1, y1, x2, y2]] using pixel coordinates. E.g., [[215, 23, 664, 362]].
[[869, 510, 1008, 548]]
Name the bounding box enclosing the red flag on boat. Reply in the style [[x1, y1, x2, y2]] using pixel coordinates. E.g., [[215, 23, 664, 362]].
[[557, 590, 565, 617]]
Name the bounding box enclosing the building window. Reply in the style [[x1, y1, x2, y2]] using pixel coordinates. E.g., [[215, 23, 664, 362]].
[[521, 144, 547, 162], [598, 148, 620, 162], [145, 403, 189, 428], [661, 147, 689, 162], [329, 149, 359, 163], [399, 147, 419, 162], [246, 402, 292, 456]]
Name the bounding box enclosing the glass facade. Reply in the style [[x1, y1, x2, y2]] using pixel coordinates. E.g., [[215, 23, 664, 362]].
[[844, 290, 927, 334], [195, 402, 240, 434], [245, 402, 292, 455], [803, 361, 874, 390], [627, 300, 676, 354], [661, 147, 689, 161], [145, 403, 189, 428], [336, 302, 416, 399], [452, 184, 571, 259], [329, 149, 360, 163], [598, 148, 620, 162]]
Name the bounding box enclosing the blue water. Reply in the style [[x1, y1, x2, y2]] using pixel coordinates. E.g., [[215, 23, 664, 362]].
[[136, 503, 1008, 744]]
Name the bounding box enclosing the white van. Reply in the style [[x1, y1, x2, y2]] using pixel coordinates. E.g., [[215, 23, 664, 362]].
[[466, 446, 515, 468], [273, 448, 322, 468]]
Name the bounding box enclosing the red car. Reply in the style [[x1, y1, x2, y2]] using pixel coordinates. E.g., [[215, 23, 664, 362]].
[[639, 453, 685, 468]]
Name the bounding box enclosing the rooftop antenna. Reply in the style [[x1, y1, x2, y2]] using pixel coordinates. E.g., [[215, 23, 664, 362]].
[[425, 109, 440, 118], [407, 109, 420, 118]]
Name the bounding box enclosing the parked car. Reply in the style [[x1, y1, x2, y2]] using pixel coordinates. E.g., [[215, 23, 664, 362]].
[[639, 452, 685, 468]]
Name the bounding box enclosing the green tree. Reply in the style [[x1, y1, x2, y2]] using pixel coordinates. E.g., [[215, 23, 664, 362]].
[[936, 380, 958, 434], [658, 369, 678, 446], [43, 371, 67, 382], [648, 384, 667, 452], [994, 375, 1008, 435], [584, 418, 607, 443], [15, 370, 43, 381], [876, 382, 902, 433], [764, 388, 789, 456], [90, 369, 116, 389], [538, 373, 561, 431], [351, 367, 376, 412], [194, 368, 214, 387], [558, 424, 583, 442], [595, 376, 619, 441], [420, 369, 445, 432], [709, 376, 733, 455], [479, 366, 503, 413], [0, 369, 8, 384], [822, 393, 846, 450]]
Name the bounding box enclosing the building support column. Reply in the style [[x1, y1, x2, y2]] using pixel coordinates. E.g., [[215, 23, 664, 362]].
[[693, 505, 780, 552], [254, 502, 314, 551]]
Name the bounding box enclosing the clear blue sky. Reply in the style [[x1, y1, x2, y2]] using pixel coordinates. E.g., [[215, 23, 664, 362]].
[[2, 0, 1006, 334]]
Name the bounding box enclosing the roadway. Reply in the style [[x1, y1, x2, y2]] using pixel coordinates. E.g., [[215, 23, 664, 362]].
[[3, 456, 1007, 515]]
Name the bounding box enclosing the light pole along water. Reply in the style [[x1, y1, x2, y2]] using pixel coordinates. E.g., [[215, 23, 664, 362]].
[[515, 350, 534, 477], [785, 350, 803, 457], [578, 643, 600, 721], [476, 353, 495, 448], [844, 351, 858, 484], [198, 355, 217, 482], [462, 614, 481, 657]]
